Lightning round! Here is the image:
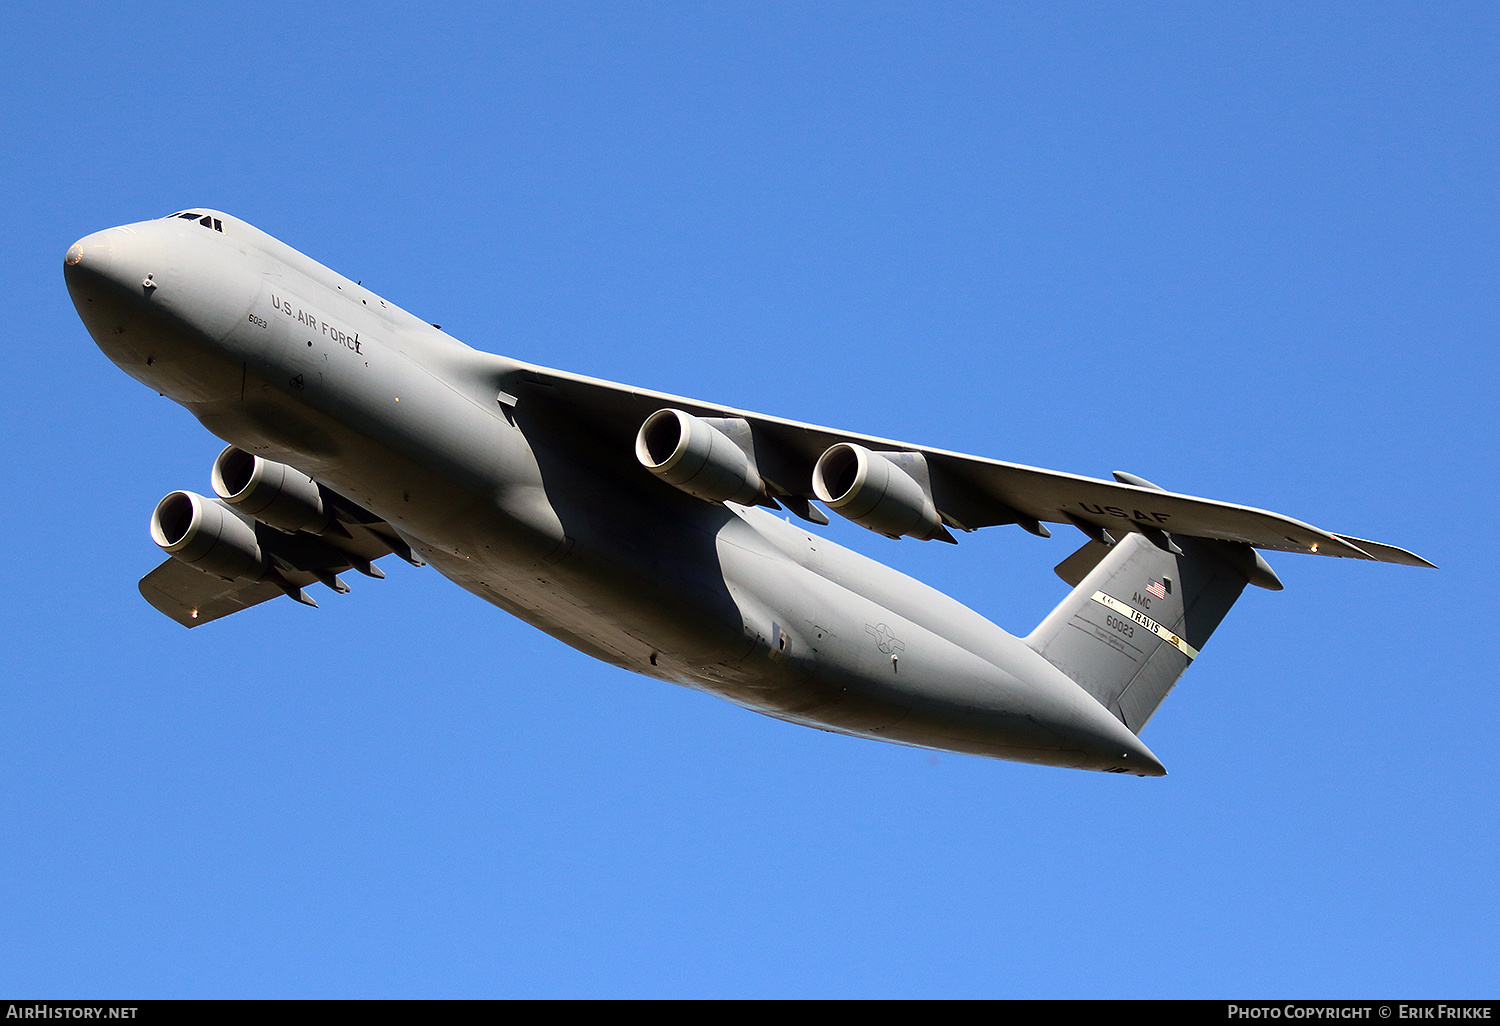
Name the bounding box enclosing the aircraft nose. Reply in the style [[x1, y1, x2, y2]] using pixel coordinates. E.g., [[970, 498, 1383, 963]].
[[64, 229, 122, 293], [65, 229, 115, 270], [63, 227, 157, 305]]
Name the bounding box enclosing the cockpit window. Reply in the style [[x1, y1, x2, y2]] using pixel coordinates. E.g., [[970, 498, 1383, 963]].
[[166, 211, 223, 232]]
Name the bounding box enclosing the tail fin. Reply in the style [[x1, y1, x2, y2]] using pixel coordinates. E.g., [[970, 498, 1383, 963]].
[[1026, 532, 1257, 734]]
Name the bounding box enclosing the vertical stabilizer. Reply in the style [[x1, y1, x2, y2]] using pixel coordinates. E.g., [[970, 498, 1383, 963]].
[[1026, 532, 1252, 733]]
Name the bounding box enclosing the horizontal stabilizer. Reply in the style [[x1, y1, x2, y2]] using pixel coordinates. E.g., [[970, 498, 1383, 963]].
[[1054, 539, 1113, 588]]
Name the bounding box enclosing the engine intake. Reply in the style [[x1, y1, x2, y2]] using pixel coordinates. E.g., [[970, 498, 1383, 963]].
[[812, 443, 950, 541], [150, 490, 270, 582], [211, 446, 330, 535], [635, 409, 765, 506]]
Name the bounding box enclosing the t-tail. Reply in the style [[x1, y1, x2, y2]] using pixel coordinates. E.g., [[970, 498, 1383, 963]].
[[1026, 530, 1280, 735]]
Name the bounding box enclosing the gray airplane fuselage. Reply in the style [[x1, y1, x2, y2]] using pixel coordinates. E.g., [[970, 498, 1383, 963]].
[[66, 211, 1164, 774]]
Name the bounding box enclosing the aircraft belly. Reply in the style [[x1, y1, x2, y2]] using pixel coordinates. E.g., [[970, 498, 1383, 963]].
[[704, 510, 1153, 769], [406, 496, 759, 681], [413, 497, 1154, 771]]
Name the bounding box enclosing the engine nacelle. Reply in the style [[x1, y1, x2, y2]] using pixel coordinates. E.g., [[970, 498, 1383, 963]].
[[150, 490, 270, 582], [211, 446, 330, 535], [635, 409, 765, 505], [812, 443, 947, 541]]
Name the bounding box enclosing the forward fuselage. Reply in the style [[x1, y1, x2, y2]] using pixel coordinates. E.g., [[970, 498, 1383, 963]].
[[65, 210, 1163, 774]]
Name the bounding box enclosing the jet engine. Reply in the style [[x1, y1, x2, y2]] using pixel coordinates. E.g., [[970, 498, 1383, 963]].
[[635, 409, 766, 505], [812, 443, 952, 542], [211, 446, 330, 535], [150, 490, 270, 583]]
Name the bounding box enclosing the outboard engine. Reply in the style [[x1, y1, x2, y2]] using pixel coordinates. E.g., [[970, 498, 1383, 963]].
[[812, 443, 953, 542], [150, 490, 270, 582]]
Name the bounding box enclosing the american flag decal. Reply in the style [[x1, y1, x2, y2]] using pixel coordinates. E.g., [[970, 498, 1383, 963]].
[[1147, 578, 1168, 600]]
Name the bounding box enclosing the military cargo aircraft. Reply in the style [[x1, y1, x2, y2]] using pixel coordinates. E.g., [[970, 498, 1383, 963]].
[[64, 210, 1434, 776]]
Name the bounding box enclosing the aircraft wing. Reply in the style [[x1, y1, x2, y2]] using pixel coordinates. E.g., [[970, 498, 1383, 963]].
[[140, 557, 310, 627], [506, 364, 1435, 568], [140, 505, 415, 627]]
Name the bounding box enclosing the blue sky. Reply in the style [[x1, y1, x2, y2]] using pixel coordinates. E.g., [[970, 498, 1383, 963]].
[[1, 1, 1495, 998]]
